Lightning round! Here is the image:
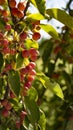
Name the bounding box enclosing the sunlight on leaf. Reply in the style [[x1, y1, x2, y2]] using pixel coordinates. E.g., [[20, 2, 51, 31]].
[[40, 24, 59, 39], [46, 8, 73, 29], [37, 73, 64, 99]]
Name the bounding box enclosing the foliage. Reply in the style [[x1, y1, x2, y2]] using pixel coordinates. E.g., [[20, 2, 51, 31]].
[[0, 0, 73, 130]]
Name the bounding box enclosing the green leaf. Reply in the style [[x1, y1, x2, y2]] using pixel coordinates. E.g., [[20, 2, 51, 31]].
[[25, 39, 39, 49], [0, 77, 3, 92], [30, 0, 46, 14], [16, 53, 24, 69], [0, 53, 4, 73], [46, 8, 73, 29], [27, 13, 45, 21], [37, 73, 64, 99], [8, 70, 20, 97], [0, 18, 5, 29], [38, 110, 46, 130], [27, 87, 38, 101], [40, 24, 59, 39], [24, 97, 40, 125]]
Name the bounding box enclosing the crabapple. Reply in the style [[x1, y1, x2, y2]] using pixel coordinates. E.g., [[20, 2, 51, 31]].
[[22, 49, 29, 58], [5, 102, 12, 110], [19, 31, 27, 41], [15, 120, 21, 128], [17, 2, 25, 11], [2, 109, 9, 117], [11, 7, 18, 16], [17, 10, 24, 19], [29, 69, 36, 76], [29, 62, 36, 69], [24, 81, 31, 89], [1, 99, 8, 107], [28, 75, 35, 82], [32, 32, 41, 40], [5, 24, 11, 31], [9, 0, 16, 8], [0, 0, 5, 5]]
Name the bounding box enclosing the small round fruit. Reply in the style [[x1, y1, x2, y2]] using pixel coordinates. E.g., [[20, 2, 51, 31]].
[[1, 99, 8, 107], [2, 109, 9, 117], [28, 75, 35, 82], [9, 0, 16, 8], [19, 32, 27, 41], [29, 48, 39, 56], [29, 62, 36, 69], [0, 0, 5, 5], [15, 120, 21, 128], [2, 10, 8, 17], [24, 81, 31, 89], [29, 69, 36, 75], [30, 55, 38, 61], [17, 2, 25, 11], [32, 32, 41, 40], [5, 102, 12, 110], [3, 39, 9, 47], [11, 7, 18, 16], [17, 10, 24, 19], [5, 24, 11, 31], [22, 49, 29, 58]]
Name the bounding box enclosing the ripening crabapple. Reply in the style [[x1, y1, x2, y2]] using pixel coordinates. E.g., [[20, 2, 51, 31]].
[[2, 109, 10, 117], [32, 32, 41, 40], [2, 39, 9, 48], [29, 62, 36, 69], [5, 102, 12, 110], [2, 10, 9, 17], [9, 0, 16, 8], [17, 10, 24, 19], [29, 69, 36, 76], [22, 49, 29, 58], [27, 75, 35, 82], [1, 99, 8, 107], [17, 2, 25, 11], [11, 7, 18, 16], [15, 120, 21, 128], [29, 48, 39, 56], [5, 24, 11, 31], [3, 47, 10, 54], [30, 55, 38, 61], [0, 0, 5, 5], [19, 31, 27, 41], [24, 81, 31, 89]]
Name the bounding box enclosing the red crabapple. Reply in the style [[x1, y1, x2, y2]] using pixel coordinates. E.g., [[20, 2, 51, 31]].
[[22, 49, 29, 58], [32, 32, 41, 40], [9, 0, 16, 8], [19, 31, 27, 41], [18, 2, 25, 11], [2, 109, 9, 117]]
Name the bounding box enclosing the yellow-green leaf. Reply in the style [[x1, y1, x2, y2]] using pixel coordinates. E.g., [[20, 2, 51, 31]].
[[27, 13, 45, 21], [46, 8, 73, 29], [30, 0, 46, 14], [40, 24, 59, 39]]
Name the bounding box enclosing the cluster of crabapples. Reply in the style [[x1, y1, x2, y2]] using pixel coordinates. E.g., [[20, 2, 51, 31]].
[[0, 0, 41, 128]]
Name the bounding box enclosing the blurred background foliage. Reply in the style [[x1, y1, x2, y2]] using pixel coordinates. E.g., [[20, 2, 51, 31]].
[[33, 0, 73, 129]]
